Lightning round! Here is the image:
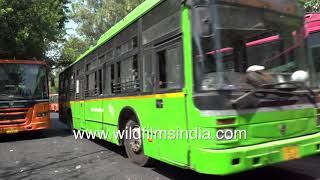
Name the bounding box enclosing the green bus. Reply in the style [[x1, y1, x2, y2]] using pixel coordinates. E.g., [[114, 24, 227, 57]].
[[59, 0, 320, 175]]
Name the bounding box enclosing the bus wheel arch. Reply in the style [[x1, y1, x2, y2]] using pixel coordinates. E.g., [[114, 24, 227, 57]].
[[118, 107, 140, 146]]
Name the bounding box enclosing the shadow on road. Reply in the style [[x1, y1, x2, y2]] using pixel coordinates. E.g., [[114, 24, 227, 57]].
[[150, 162, 317, 180]]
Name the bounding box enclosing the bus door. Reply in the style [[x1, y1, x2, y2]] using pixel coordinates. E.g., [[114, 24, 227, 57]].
[[153, 39, 188, 165]]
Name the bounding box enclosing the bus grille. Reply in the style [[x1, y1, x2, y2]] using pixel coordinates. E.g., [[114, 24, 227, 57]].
[[0, 109, 28, 125]]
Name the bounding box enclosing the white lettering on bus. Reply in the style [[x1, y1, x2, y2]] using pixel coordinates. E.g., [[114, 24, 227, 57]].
[[90, 108, 104, 113]]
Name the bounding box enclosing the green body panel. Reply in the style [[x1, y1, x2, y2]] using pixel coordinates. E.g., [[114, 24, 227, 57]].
[[191, 133, 320, 175], [71, 94, 189, 165], [146, 95, 188, 165], [67, 1, 320, 176]]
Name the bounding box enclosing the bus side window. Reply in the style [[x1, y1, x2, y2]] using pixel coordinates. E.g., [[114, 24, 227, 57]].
[[119, 55, 140, 93], [94, 71, 98, 94], [98, 69, 103, 95], [104, 64, 111, 95], [111, 64, 115, 94], [76, 79, 80, 94], [156, 46, 182, 90], [86, 75, 89, 96], [142, 51, 153, 93], [70, 73, 75, 91]]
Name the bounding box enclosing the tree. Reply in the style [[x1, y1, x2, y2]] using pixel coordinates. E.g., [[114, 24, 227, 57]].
[[305, 0, 320, 12], [0, 0, 68, 60], [71, 0, 145, 45], [56, 0, 144, 68], [57, 36, 89, 67]]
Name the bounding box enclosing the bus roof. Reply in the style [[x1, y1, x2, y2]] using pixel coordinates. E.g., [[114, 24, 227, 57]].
[[0, 59, 46, 65], [68, 0, 162, 69], [305, 13, 320, 34]]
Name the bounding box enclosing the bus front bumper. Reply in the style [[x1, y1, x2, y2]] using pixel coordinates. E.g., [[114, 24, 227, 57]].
[[0, 118, 50, 134], [191, 132, 320, 175]]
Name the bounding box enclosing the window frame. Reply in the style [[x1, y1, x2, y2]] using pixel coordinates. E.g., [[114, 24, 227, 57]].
[[154, 37, 184, 94]]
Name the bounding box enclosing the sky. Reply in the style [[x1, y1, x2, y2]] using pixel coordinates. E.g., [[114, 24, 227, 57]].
[[66, 20, 77, 37], [65, 1, 78, 38]]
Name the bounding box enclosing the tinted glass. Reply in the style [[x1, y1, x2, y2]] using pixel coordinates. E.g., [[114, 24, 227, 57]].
[[157, 46, 182, 90], [0, 64, 48, 99]]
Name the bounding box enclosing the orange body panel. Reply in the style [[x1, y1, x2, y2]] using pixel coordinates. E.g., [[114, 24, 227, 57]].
[[0, 103, 50, 134], [0, 59, 46, 65]]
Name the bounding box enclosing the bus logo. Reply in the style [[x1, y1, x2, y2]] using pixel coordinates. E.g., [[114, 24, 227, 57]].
[[108, 104, 115, 116]]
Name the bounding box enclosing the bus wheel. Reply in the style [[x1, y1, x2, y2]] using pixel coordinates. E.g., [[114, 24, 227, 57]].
[[124, 119, 154, 167]]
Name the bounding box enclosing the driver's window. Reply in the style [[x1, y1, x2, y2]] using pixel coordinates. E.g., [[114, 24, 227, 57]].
[[156, 46, 183, 90]]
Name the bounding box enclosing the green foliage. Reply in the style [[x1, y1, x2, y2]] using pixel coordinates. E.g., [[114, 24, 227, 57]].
[[58, 36, 89, 67], [0, 0, 68, 59], [50, 85, 59, 94], [305, 0, 320, 12], [71, 0, 145, 45]]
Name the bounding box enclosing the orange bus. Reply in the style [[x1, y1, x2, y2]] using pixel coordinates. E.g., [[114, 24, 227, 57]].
[[49, 94, 59, 112], [0, 60, 50, 134]]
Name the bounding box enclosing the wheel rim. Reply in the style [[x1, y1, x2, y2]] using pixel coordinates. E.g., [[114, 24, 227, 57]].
[[129, 126, 142, 153]]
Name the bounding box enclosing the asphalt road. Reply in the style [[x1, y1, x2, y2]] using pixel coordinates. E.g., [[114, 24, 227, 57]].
[[0, 113, 319, 180]]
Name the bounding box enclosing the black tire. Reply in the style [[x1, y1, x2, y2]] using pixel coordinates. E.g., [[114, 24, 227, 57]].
[[124, 119, 154, 167]]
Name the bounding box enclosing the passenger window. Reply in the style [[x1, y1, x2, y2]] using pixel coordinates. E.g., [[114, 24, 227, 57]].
[[142, 0, 181, 45], [157, 46, 182, 90], [98, 69, 103, 95], [142, 52, 153, 92], [85, 72, 97, 97], [104, 65, 112, 95], [111, 64, 115, 94], [120, 55, 139, 93]]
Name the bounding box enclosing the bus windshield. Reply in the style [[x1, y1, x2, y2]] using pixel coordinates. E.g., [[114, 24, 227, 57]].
[[191, 0, 316, 92], [0, 63, 48, 100], [308, 31, 320, 85]]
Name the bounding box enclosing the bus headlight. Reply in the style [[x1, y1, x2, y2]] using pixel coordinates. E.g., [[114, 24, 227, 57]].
[[37, 112, 49, 117]]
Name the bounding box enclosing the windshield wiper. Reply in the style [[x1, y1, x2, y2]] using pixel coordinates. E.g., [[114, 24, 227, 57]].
[[261, 81, 317, 104], [261, 81, 302, 89], [231, 88, 316, 109]]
